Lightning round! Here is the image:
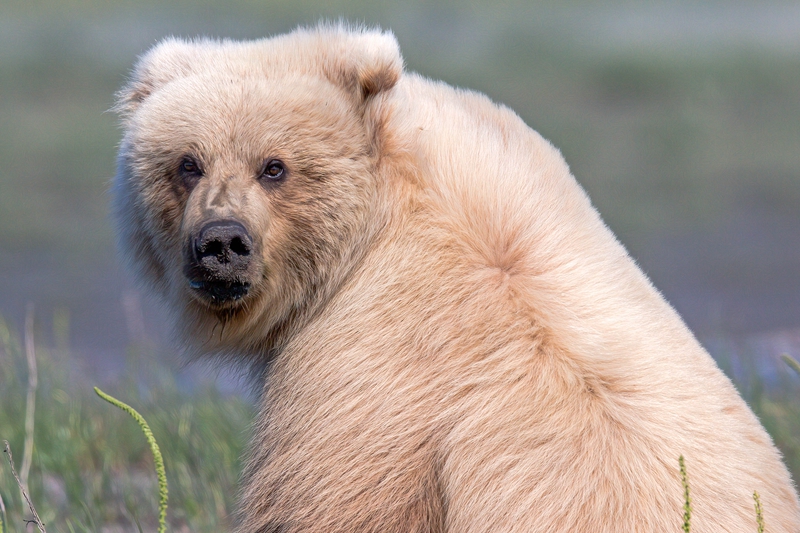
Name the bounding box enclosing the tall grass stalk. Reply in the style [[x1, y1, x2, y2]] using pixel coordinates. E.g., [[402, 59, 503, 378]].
[[21, 304, 38, 503], [679, 455, 691, 532], [754, 490, 764, 533], [0, 490, 6, 533], [2, 441, 46, 533], [94, 387, 169, 533]]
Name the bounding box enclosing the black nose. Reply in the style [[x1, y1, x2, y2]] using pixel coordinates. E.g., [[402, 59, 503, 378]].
[[193, 220, 253, 278]]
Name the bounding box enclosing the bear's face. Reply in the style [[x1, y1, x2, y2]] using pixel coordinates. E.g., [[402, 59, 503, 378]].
[[113, 28, 402, 351], [123, 75, 372, 311]]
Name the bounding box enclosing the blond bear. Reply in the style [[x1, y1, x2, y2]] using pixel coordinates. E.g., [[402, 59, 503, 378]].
[[112, 24, 800, 532]]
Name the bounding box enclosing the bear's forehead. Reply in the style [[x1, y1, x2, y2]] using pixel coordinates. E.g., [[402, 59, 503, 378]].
[[125, 77, 368, 171], [131, 72, 357, 144], [175, 37, 334, 80], [149, 70, 342, 114]]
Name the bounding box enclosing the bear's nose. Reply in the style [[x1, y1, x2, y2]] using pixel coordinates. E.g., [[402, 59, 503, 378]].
[[193, 220, 253, 276]]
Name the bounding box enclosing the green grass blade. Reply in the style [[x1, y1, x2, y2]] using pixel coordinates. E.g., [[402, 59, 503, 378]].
[[79, 501, 97, 533], [781, 354, 800, 378], [754, 491, 764, 533], [679, 455, 691, 532], [94, 387, 168, 533]]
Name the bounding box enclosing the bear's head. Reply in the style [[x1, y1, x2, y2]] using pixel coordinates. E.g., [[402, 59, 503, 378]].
[[113, 25, 403, 357]]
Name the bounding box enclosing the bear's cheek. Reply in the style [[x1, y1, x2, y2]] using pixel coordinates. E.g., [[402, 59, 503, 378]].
[[136, 179, 186, 259]]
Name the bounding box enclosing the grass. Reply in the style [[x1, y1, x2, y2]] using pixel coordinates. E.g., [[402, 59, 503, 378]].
[[94, 388, 168, 533], [0, 314, 252, 532], [3, 441, 46, 532], [2, 311, 800, 531], [754, 490, 765, 533], [679, 455, 691, 532]]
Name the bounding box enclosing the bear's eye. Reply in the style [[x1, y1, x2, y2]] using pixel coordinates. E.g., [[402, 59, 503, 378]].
[[181, 157, 200, 174], [177, 156, 203, 190], [179, 157, 202, 176], [260, 160, 286, 181]]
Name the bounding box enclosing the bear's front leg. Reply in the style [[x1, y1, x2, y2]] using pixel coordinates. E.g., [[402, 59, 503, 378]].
[[236, 363, 447, 533], [238, 440, 445, 533]]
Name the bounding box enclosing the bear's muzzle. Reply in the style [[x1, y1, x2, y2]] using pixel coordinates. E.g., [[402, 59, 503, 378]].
[[184, 219, 253, 305]]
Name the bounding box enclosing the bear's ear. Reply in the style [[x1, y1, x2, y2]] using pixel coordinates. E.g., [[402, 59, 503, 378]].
[[115, 38, 199, 119], [318, 26, 403, 101]]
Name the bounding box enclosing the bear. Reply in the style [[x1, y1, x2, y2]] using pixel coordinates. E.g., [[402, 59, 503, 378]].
[[112, 24, 800, 532]]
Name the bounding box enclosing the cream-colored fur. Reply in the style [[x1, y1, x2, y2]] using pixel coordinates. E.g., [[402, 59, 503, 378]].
[[113, 24, 800, 532]]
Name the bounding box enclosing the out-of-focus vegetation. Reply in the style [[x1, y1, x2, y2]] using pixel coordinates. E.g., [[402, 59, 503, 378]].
[[1, 0, 799, 252], [0, 0, 800, 336], [3, 0, 800, 337], [0, 314, 252, 532]]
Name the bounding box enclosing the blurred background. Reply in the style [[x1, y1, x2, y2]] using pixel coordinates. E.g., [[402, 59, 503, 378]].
[[1, 0, 799, 530]]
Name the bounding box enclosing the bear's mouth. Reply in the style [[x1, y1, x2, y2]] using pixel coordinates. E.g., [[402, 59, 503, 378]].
[[188, 279, 251, 305]]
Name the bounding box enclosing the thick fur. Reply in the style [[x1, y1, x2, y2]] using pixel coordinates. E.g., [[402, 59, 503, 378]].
[[113, 24, 800, 532]]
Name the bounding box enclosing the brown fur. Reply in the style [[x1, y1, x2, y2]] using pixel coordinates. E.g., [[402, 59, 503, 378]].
[[113, 24, 800, 532]]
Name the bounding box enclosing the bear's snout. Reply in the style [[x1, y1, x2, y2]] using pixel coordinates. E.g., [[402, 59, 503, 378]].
[[185, 219, 254, 305], [195, 220, 252, 269]]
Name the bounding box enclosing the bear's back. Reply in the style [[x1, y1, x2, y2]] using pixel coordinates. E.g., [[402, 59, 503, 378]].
[[362, 72, 800, 530]]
